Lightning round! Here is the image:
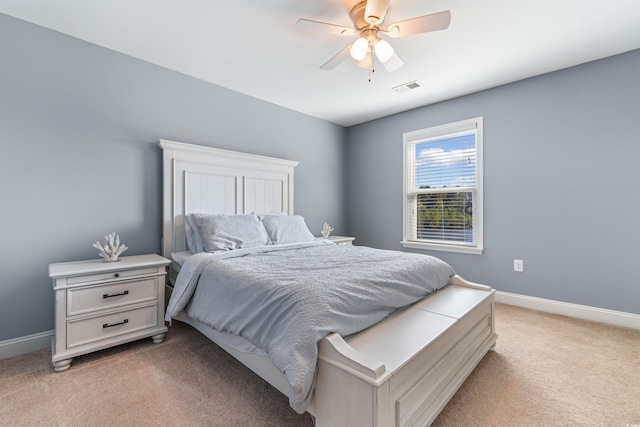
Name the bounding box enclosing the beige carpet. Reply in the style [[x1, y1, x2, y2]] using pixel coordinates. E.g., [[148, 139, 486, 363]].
[[1, 304, 638, 426]]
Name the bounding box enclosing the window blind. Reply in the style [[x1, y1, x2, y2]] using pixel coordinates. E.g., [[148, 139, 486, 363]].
[[404, 118, 482, 250], [413, 132, 477, 190]]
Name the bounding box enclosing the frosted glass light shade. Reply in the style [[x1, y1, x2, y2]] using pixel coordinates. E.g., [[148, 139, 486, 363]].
[[374, 39, 394, 63], [350, 37, 369, 61]]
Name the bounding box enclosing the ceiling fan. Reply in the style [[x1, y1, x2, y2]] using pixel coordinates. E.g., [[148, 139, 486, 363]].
[[296, 0, 451, 73]]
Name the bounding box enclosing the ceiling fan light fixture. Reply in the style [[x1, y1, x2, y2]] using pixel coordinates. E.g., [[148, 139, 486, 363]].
[[374, 39, 394, 63], [350, 37, 369, 60], [356, 51, 373, 69]]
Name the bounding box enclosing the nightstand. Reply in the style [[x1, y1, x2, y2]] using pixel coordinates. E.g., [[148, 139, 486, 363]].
[[49, 254, 170, 372], [327, 236, 355, 245]]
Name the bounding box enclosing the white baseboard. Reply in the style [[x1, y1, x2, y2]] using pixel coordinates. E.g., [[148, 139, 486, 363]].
[[496, 291, 640, 330], [0, 330, 53, 361]]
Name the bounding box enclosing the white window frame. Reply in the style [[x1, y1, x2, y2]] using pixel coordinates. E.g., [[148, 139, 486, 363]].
[[402, 117, 484, 255]]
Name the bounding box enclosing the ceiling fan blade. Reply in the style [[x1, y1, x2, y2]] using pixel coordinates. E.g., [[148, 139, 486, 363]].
[[380, 52, 404, 72], [320, 45, 352, 70], [296, 19, 356, 36], [384, 10, 451, 38], [364, 0, 390, 25]]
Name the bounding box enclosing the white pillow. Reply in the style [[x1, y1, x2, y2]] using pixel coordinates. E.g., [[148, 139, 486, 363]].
[[193, 214, 270, 252], [185, 213, 220, 253], [184, 214, 204, 254], [261, 215, 316, 245]]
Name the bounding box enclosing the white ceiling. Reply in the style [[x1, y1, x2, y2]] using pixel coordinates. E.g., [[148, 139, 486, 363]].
[[1, 0, 639, 127]]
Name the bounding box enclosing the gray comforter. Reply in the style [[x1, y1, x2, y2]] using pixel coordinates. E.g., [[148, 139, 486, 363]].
[[165, 242, 455, 413]]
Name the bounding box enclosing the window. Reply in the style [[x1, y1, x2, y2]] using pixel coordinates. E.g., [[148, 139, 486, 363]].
[[402, 117, 483, 254]]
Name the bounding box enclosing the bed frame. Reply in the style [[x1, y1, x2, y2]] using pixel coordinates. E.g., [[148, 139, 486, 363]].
[[159, 139, 497, 426]]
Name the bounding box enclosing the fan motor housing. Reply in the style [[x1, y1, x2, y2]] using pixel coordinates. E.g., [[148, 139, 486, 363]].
[[350, 1, 377, 30]]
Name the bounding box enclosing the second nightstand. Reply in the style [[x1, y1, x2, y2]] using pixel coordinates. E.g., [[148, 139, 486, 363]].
[[327, 236, 355, 246]]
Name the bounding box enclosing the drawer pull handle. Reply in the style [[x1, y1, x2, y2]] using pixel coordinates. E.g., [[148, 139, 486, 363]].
[[103, 319, 128, 329], [103, 290, 129, 299]]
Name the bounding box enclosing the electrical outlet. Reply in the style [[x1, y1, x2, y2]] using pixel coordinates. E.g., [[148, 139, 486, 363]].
[[514, 259, 524, 272]]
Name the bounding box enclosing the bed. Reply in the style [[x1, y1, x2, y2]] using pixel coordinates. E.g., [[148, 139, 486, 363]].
[[159, 139, 497, 426]]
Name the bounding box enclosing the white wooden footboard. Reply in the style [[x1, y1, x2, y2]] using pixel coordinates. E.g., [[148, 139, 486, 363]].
[[311, 276, 497, 427]]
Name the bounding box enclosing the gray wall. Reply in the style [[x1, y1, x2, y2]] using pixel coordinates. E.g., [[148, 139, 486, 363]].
[[346, 49, 640, 314], [0, 15, 347, 341]]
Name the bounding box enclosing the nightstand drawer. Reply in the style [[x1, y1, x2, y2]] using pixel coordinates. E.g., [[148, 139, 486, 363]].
[[67, 277, 158, 316], [67, 304, 158, 348], [66, 267, 159, 285]]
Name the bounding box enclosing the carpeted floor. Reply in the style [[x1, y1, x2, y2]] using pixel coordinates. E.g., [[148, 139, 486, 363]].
[[1, 303, 638, 426]]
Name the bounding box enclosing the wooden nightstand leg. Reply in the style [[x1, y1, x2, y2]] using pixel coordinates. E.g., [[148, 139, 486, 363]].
[[52, 358, 72, 372], [151, 333, 165, 344]]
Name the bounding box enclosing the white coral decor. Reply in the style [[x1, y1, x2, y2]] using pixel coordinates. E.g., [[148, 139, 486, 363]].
[[321, 223, 334, 239], [93, 232, 128, 262]]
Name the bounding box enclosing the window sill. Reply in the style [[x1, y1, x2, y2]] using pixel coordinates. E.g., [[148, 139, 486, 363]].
[[401, 241, 484, 255]]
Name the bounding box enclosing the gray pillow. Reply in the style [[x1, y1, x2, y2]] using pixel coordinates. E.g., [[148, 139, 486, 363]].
[[193, 214, 270, 252], [261, 215, 316, 244], [185, 213, 220, 253]]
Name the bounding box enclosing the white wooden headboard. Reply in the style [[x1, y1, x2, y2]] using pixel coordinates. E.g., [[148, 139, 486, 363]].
[[159, 139, 299, 258]]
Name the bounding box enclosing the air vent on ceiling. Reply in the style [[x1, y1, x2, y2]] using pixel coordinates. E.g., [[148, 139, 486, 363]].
[[392, 80, 423, 93]]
